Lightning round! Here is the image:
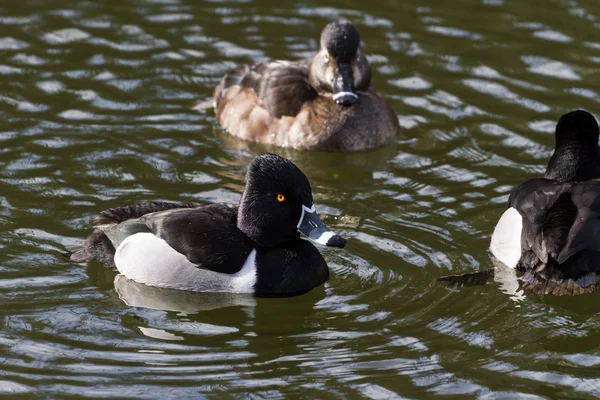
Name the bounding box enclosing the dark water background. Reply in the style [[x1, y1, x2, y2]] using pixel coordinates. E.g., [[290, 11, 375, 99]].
[[2, 0, 600, 398]]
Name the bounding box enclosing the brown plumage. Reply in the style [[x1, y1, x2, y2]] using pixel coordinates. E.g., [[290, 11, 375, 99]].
[[208, 20, 400, 152]]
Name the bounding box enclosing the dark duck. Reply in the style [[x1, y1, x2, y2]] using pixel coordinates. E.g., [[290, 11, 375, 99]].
[[490, 110, 600, 295], [71, 154, 346, 297], [210, 20, 400, 151]]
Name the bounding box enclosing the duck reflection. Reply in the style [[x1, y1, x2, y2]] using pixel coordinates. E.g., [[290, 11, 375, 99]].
[[213, 125, 400, 184], [438, 260, 526, 303], [114, 274, 257, 315], [492, 259, 526, 303]]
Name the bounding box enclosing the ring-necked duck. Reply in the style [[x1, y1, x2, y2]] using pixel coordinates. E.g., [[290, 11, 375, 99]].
[[209, 20, 400, 152], [491, 110, 600, 295], [71, 154, 346, 297]]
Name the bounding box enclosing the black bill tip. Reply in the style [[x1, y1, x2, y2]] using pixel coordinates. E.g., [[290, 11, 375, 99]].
[[326, 235, 346, 248], [334, 93, 358, 107]]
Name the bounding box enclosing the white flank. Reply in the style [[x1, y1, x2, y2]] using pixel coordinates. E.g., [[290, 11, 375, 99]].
[[333, 92, 358, 101], [489, 207, 523, 269], [114, 233, 257, 293]]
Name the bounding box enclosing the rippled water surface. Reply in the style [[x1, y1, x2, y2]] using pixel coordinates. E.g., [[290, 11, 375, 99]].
[[3, 0, 600, 398]]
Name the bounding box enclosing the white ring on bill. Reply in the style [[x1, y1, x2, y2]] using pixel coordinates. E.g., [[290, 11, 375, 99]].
[[333, 92, 358, 101]]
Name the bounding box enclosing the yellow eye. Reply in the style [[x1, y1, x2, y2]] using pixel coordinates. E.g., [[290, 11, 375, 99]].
[[277, 194, 285, 202], [324, 53, 330, 62]]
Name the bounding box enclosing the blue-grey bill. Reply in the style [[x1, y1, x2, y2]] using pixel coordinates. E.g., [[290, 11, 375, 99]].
[[297, 205, 346, 248]]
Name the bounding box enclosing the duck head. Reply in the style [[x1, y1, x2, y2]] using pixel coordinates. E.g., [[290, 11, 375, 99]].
[[553, 109, 599, 149], [309, 20, 372, 107], [545, 110, 600, 182], [237, 154, 346, 249]]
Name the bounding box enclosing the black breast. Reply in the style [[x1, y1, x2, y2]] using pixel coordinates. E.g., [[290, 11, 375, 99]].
[[253, 240, 329, 297]]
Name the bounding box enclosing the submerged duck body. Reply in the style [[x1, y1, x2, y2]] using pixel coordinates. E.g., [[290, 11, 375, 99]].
[[71, 154, 346, 296], [491, 110, 600, 295], [211, 20, 400, 151]]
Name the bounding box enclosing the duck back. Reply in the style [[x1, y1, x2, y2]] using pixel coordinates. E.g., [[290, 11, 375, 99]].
[[212, 61, 399, 151], [506, 178, 600, 295]]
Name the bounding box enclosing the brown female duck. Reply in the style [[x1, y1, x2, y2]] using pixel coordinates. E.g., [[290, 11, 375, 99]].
[[211, 20, 400, 152]]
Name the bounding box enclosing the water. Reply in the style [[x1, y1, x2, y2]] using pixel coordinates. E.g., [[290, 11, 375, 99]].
[[2, 0, 600, 398]]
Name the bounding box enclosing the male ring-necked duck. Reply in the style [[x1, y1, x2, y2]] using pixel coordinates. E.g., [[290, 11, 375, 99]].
[[71, 154, 346, 296], [209, 20, 400, 152], [491, 110, 600, 295]]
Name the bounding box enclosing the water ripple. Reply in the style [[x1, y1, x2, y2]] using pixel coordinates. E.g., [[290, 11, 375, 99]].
[[1, 0, 599, 398]]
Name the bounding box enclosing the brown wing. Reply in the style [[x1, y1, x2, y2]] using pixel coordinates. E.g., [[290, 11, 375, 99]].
[[214, 59, 317, 119]]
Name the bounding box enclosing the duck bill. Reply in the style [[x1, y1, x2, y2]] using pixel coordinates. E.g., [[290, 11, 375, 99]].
[[297, 205, 346, 248], [332, 62, 358, 107]]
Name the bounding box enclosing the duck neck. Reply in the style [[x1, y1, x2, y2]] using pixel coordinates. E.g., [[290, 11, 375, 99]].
[[544, 143, 599, 182], [237, 192, 283, 249]]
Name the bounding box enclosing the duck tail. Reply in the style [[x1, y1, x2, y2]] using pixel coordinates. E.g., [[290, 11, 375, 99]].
[[213, 64, 251, 103], [70, 230, 116, 268], [517, 251, 598, 295], [92, 201, 202, 225], [520, 269, 597, 296]]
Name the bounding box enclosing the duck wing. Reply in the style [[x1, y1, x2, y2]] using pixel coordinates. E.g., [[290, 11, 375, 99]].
[[509, 178, 600, 294], [93, 200, 203, 225], [101, 203, 255, 274], [557, 179, 600, 263], [215, 59, 317, 118], [70, 201, 204, 266], [509, 178, 572, 264]]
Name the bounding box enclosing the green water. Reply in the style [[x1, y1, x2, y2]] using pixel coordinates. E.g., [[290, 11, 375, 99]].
[[2, 0, 600, 398]]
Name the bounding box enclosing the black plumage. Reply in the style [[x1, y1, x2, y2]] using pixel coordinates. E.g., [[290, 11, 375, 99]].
[[254, 240, 329, 297], [71, 154, 345, 296], [441, 110, 600, 296], [94, 200, 202, 225], [507, 110, 600, 295], [545, 110, 600, 182], [97, 204, 254, 275], [71, 201, 203, 267], [237, 154, 313, 248], [510, 178, 600, 294]]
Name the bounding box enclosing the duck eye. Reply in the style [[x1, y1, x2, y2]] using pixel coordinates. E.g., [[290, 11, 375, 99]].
[[324, 53, 330, 63], [276, 194, 285, 202]]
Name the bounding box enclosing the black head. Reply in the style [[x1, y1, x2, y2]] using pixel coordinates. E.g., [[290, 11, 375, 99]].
[[545, 110, 600, 182], [237, 154, 346, 249], [320, 20, 361, 62], [554, 109, 599, 148], [309, 20, 372, 107]]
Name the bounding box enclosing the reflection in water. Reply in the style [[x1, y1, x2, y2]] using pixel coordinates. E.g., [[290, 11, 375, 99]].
[[492, 259, 526, 303], [115, 274, 257, 314], [2, 0, 600, 397]]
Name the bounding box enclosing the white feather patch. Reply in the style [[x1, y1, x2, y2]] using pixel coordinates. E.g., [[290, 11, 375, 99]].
[[114, 233, 257, 293], [490, 207, 523, 269], [332, 91, 358, 101]]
